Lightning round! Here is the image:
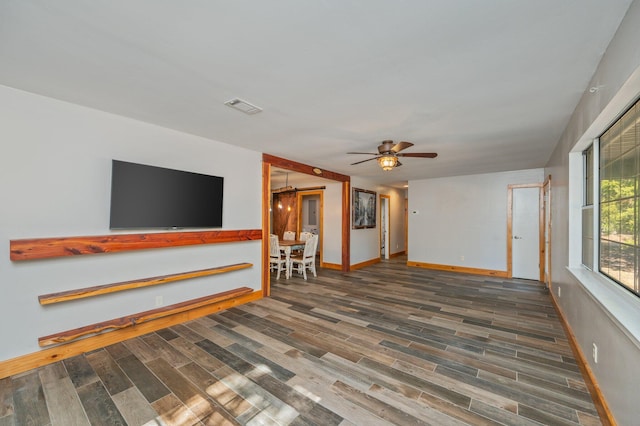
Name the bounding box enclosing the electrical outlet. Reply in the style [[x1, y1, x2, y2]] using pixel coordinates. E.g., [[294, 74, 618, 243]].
[[155, 296, 163, 307], [558, 287, 561, 298], [592, 343, 598, 363], [460, 255, 465, 261]]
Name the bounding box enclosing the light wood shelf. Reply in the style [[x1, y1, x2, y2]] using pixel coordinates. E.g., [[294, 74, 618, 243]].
[[38, 263, 253, 305], [38, 287, 253, 347]]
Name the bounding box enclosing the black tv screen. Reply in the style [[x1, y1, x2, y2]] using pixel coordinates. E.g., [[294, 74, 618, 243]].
[[110, 160, 223, 229]]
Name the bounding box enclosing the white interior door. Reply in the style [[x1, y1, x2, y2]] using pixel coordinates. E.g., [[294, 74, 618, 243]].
[[299, 192, 323, 259], [512, 187, 540, 280]]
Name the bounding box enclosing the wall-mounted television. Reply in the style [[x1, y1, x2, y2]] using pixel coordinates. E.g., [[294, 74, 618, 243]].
[[110, 160, 223, 229]]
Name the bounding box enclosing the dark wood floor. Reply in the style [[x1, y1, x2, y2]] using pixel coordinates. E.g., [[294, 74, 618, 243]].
[[1, 257, 601, 425]]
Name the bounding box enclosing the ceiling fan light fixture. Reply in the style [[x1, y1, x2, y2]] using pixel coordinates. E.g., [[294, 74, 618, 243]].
[[348, 140, 436, 169], [377, 155, 398, 171]]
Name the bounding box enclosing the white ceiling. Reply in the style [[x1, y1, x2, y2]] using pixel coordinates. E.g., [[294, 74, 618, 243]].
[[0, 1, 633, 186]]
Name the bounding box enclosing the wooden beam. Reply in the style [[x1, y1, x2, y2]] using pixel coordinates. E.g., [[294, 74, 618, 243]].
[[342, 180, 351, 271], [10, 229, 262, 261], [38, 287, 253, 347], [262, 161, 272, 297], [38, 263, 253, 305], [263, 154, 350, 182]]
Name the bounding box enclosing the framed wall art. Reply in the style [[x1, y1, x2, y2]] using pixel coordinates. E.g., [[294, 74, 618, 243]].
[[352, 188, 376, 229]]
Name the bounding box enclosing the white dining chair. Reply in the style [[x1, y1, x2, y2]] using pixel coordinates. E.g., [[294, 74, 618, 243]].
[[269, 234, 287, 279], [283, 231, 296, 240], [293, 231, 313, 256], [289, 234, 318, 280]]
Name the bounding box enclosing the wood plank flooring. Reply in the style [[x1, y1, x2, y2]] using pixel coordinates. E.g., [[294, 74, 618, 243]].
[[0, 257, 601, 425]]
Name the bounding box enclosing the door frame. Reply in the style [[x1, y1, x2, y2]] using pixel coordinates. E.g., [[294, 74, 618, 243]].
[[380, 194, 391, 259], [543, 175, 552, 289], [404, 197, 408, 256], [507, 182, 544, 281], [262, 154, 351, 297], [297, 190, 324, 266]]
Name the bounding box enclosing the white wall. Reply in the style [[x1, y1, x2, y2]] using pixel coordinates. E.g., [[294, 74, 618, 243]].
[[321, 182, 344, 265], [545, 1, 640, 424], [349, 177, 407, 265], [349, 177, 380, 265], [0, 86, 263, 361], [386, 187, 407, 256], [408, 169, 544, 271]]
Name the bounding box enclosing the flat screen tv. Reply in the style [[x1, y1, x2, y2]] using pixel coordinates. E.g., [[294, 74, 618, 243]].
[[110, 160, 223, 229]]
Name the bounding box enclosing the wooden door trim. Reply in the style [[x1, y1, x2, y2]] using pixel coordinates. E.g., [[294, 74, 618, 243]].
[[262, 154, 350, 297], [543, 175, 552, 288], [262, 161, 272, 296]]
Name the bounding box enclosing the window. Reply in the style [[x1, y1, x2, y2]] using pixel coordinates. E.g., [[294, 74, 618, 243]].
[[598, 98, 640, 296]]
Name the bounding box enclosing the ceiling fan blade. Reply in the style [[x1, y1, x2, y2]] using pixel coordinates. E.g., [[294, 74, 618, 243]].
[[350, 157, 379, 165], [347, 152, 378, 155], [391, 141, 414, 153], [397, 152, 438, 158]]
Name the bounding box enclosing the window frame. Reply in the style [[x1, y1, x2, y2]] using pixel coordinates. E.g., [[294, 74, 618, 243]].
[[587, 97, 640, 298], [582, 145, 595, 270]]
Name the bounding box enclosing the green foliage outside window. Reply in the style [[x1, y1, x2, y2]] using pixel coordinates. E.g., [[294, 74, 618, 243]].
[[600, 179, 636, 241], [598, 99, 640, 295]]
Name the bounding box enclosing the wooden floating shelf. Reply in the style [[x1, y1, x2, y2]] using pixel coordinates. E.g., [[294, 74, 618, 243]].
[[38, 287, 253, 347], [10, 229, 262, 261], [38, 263, 253, 305]]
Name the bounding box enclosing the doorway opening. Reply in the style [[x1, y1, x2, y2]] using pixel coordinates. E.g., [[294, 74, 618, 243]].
[[262, 154, 351, 296], [380, 194, 390, 259], [298, 190, 323, 265]]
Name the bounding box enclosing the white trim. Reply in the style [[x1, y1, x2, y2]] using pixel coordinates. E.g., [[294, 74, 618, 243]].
[[592, 140, 600, 270], [568, 151, 584, 267]]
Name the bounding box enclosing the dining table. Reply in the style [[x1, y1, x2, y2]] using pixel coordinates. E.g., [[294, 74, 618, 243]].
[[278, 239, 305, 278]]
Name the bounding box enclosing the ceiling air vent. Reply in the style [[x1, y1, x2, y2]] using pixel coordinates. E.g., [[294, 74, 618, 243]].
[[224, 98, 263, 115]]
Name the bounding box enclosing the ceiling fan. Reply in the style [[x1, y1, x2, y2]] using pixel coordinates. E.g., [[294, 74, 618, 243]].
[[348, 140, 437, 171]]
